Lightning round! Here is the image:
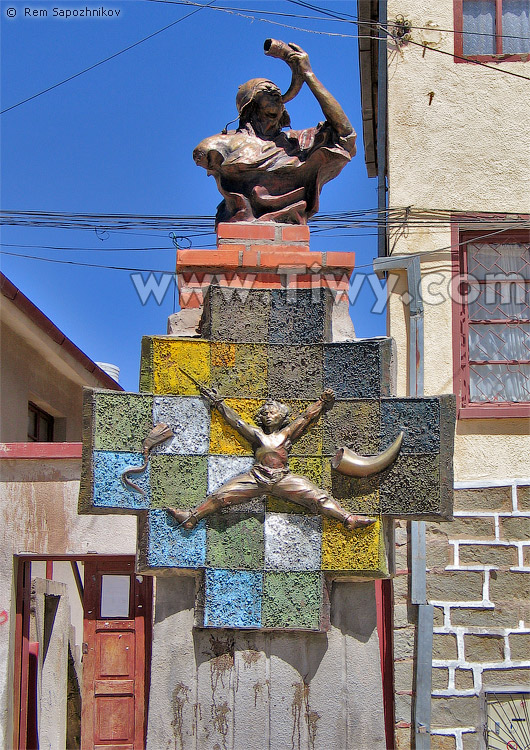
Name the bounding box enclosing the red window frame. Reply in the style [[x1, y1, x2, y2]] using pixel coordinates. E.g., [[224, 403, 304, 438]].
[[454, 0, 530, 63], [452, 223, 530, 418]]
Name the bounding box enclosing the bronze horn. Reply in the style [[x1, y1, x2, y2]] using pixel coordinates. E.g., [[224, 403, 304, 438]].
[[264, 38, 304, 103], [331, 432, 404, 478]]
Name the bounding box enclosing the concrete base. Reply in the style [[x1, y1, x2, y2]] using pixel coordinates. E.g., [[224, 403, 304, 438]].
[[146, 576, 386, 750]]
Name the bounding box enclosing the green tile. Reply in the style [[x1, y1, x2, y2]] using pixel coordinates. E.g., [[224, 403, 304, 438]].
[[150, 455, 207, 508], [322, 399, 380, 456], [206, 512, 264, 569], [262, 571, 323, 630], [94, 392, 153, 452]]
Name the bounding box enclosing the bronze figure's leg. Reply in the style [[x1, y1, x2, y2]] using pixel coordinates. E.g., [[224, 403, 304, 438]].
[[272, 474, 376, 530], [168, 472, 262, 529]]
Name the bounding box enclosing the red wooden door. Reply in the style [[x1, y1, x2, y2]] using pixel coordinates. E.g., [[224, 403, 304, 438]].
[[81, 558, 152, 750]]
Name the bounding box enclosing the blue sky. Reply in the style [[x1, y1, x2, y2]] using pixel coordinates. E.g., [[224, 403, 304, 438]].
[[1, 0, 385, 391]]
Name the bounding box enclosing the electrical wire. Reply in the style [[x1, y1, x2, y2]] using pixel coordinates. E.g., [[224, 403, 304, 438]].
[[2, 223, 528, 273], [0, 0, 217, 116], [2, 0, 528, 117]]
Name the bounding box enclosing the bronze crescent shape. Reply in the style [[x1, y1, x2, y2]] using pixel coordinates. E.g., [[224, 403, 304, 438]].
[[331, 432, 404, 478], [264, 39, 305, 103]]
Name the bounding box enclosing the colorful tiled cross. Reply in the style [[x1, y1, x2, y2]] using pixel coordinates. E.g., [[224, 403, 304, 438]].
[[80, 286, 455, 631]]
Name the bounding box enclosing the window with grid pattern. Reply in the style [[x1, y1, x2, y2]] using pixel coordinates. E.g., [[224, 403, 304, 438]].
[[455, 230, 530, 417], [454, 0, 530, 60]]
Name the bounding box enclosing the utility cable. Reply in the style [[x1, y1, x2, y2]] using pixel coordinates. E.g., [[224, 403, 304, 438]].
[[0, 0, 216, 116], [2, 223, 528, 272]]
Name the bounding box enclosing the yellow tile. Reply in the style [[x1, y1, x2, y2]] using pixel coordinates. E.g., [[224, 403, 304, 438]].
[[285, 400, 323, 456], [211, 342, 236, 367], [152, 339, 211, 395], [209, 398, 265, 455], [288, 457, 323, 486], [322, 518, 384, 572]]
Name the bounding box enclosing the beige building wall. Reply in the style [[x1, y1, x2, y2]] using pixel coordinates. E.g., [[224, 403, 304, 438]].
[[380, 3, 530, 748], [0, 456, 137, 748], [384, 0, 530, 482]]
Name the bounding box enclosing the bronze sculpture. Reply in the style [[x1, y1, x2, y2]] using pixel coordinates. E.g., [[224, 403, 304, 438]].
[[121, 423, 174, 496], [193, 39, 356, 225], [169, 377, 375, 531]]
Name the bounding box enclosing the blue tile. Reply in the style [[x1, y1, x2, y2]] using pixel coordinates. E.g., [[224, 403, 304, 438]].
[[147, 510, 206, 568], [380, 398, 440, 453], [324, 341, 391, 398], [204, 570, 262, 628], [93, 451, 150, 510]]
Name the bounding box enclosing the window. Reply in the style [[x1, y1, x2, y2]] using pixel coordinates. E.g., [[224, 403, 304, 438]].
[[453, 229, 530, 417], [27, 402, 54, 441], [455, 0, 530, 61]]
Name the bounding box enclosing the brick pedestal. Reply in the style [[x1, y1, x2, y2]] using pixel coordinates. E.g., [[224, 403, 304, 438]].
[[176, 222, 356, 309]]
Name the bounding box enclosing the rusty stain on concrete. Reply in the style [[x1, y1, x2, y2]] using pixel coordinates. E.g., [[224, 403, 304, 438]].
[[206, 634, 235, 693], [212, 701, 230, 749], [252, 679, 269, 708], [291, 678, 320, 750], [242, 649, 261, 668], [170, 682, 191, 750]]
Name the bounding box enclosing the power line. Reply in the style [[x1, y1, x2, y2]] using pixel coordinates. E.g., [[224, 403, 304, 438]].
[[2, 223, 528, 273], [404, 35, 530, 82], [0, 0, 216, 116], [2, 0, 528, 118], [0, 249, 174, 273]]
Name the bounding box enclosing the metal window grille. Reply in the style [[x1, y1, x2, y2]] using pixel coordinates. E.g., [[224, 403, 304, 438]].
[[459, 232, 530, 410], [481, 690, 530, 749]]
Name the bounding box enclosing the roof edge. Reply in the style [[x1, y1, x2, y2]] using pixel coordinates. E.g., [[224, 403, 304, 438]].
[[1, 272, 123, 391]]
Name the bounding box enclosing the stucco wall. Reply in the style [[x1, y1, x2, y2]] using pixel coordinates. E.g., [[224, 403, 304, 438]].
[[386, 0, 530, 214], [382, 0, 530, 482], [0, 456, 136, 748], [0, 320, 89, 442]]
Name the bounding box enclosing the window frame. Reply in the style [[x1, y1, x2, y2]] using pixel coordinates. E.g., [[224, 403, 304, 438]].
[[27, 401, 54, 442], [452, 222, 530, 419], [454, 0, 530, 63]]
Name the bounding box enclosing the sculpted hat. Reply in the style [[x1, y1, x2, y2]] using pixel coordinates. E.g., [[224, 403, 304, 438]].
[[236, 78, 291, 128]]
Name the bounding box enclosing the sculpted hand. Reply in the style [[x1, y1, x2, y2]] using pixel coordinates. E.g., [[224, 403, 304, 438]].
[[320, 388, 335, 411], [286, 43, 312, 76]]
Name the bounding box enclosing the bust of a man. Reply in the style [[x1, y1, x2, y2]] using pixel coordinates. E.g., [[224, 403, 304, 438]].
[[193, 42, 356, 225]]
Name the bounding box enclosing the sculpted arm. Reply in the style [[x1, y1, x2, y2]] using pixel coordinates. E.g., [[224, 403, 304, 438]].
[[286, 389, 335, 443], [213, 400, 259, 445], [286, 44, 355, 142]]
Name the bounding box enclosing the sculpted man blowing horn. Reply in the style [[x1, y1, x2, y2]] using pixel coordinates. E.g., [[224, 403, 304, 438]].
[[193, 39, 356, 225]]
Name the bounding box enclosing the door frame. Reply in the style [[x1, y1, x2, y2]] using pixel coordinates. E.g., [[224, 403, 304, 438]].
[[12, 554, 152, 750]]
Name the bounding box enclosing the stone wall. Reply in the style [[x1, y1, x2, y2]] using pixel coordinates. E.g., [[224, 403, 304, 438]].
[[393, 483, 530, 750]]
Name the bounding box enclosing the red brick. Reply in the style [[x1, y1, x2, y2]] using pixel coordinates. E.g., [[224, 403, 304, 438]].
[[178, 289, 203, 308], [282, 224, 310, 242], [217, 222, 275, 241], [325, 251, 356, 269], [241, 248, 260, 266], [259, 251, 322, 268], [177, 272, 212, 285], [177, 249, 241, 269]]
